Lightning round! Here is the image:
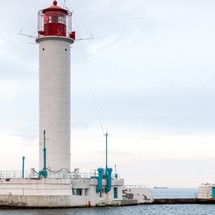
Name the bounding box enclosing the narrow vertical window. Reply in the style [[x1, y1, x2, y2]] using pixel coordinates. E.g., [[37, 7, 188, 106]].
[[114, 187, 118, 199]]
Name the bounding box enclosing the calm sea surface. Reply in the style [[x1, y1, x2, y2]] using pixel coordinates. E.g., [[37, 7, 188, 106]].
[[0, 189, 214, 215]]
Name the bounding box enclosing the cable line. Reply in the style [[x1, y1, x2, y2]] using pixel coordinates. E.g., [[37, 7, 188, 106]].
[[74, 24, 108, 135]]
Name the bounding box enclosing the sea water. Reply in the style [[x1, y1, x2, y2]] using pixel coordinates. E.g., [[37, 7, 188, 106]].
[[0, 189, 214, 215], [1, 205, 215, 215]]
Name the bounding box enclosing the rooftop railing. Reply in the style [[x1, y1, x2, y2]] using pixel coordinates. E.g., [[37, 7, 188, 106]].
[[0, 169, 121, 180]]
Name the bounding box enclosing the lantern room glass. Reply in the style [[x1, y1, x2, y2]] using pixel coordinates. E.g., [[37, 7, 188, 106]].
[[44, 11, 66, 24], [37, 9, 72, 37]]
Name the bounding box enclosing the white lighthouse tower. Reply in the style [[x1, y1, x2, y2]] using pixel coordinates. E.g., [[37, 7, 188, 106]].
[[36, 0, 75, 174]]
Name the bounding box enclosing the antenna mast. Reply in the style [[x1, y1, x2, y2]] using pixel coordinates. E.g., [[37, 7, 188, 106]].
[[105, 132, 108, 171]]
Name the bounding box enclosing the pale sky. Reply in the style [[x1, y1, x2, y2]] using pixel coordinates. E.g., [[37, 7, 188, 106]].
[[0, 0, 215, 188]]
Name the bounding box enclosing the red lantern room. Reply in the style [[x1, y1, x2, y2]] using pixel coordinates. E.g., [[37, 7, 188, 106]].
[[37, 0, 75, 39]]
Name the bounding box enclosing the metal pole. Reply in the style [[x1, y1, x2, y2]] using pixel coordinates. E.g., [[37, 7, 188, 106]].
[[105, 133, 108, 171], [43, 130, 46, 170], [22, 156, 25, 178], [39, 130, 47, 178]]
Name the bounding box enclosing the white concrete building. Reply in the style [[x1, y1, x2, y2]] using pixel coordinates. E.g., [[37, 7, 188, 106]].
[[0, 170, 153, 207], [197, 183, 215, 199]]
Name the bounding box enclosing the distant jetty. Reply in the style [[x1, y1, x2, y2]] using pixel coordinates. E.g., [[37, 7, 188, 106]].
[[153, 198, 215, 204]]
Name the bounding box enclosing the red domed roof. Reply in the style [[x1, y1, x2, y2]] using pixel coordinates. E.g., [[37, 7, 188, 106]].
[[42, 0, 69, 14]]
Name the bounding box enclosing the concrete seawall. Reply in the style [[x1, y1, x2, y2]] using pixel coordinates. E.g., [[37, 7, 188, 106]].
[[153, 198, 215, 204], [1, 197, 215, 208]]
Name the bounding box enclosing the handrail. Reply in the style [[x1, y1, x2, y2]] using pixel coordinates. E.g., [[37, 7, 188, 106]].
[[0, 170, 122, 180]]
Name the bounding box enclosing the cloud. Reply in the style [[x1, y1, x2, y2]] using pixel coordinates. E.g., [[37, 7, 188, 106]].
[[0, 0, 215, 188], [0, 81, 21, 101], [121, 157, 215, 188], [0, 132, 38, 171]]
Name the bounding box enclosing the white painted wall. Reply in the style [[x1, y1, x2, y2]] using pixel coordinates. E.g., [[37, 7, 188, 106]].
[[0, 178, 72, 196], [36, 36, 73, 173], [197, 184, 213, 199], [124, 186, 153, 203], [0, 177, 126, 207]]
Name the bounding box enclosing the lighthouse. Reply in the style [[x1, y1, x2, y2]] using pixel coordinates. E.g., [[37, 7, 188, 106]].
[[36, 0, 75, 175]]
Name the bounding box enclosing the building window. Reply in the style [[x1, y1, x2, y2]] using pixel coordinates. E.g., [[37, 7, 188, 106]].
[[72, 188, 76, 195], [76, 189, 82, 196], [72, 188, 83, 196], [114, 187, 118, 199]]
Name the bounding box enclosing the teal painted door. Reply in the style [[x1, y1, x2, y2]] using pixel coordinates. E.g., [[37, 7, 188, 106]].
[[212, 187, 215, 198]]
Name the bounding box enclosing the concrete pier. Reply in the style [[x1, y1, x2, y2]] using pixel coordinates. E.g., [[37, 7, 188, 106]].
[[153, 198, 215, 204]]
